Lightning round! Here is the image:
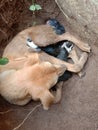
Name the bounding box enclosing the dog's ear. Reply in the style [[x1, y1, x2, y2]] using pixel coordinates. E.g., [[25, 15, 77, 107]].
[[54, 64, 66, 76]]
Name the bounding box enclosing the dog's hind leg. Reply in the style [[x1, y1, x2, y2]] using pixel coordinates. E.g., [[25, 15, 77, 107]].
[[51, 81, 64, 103], [69, 47, 86, 77], [69, 47, 79, 63]]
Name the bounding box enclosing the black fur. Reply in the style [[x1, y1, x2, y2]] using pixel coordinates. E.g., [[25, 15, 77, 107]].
[[40, 40, 73, 83], [46, 19, 65, 35]]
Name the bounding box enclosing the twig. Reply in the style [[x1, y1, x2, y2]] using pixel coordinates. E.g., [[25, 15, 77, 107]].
[[0, 109, 12, 114], [0, 13, 8, 24], [0, 29, 8, 38], [13, 104, 41, 130], [0, 28, 8, 42], [0, 0, 6, 8]]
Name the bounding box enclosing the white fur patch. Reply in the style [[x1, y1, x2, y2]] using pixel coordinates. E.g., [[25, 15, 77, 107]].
[[61, 42, 73, 53], [26, 39, 38, 49]]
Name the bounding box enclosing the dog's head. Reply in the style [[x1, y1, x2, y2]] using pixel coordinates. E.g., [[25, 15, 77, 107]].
[[23, 61, 66, 88]]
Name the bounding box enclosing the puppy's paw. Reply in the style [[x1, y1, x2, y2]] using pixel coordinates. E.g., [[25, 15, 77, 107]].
[[82, 43, 91, 52]]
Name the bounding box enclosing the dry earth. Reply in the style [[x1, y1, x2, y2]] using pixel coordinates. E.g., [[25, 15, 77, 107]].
[[0, 0, 98, 130]]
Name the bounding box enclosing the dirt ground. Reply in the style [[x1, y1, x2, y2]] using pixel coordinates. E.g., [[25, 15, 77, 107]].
[[0, 0, 98, 130]]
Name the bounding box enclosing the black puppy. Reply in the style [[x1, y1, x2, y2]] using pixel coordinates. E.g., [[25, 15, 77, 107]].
[[40, 40, 74, 92], [40, 40, 73, 82], [26, 38, 73, 82]]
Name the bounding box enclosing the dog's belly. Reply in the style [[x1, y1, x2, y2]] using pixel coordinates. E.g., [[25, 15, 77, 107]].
[[3, 34, 29, 59]]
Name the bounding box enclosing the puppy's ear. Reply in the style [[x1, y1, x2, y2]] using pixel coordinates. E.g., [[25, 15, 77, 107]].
[[54, 64, 66, 76], [40, 90, 55, 110]]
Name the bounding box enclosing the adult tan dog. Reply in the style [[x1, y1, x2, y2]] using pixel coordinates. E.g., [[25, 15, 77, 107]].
[[0, 22, 90, 109], [3, 24, 90, 72]]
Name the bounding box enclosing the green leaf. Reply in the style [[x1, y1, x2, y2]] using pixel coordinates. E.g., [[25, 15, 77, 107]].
[[0, 57, 9, 65], [35, 4, 42, 10], [29, 5, 36, 11]]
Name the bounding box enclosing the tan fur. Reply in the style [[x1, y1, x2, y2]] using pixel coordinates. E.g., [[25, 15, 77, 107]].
[[0, 61, 66, 110], [3, 24, 90, 73], [1, 51, 88, 73], [3, 24, 90, 58]]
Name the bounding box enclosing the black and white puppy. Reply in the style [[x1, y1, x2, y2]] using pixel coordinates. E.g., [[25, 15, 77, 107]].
[[40, 40, 73, 82], [26, 39, 74, 82]]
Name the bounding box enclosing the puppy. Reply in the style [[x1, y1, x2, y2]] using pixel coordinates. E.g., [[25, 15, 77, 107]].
[[0, 60, 66, 110], [27, 40, 73, 82]]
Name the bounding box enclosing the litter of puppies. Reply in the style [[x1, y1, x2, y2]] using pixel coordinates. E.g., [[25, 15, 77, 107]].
[[0, 19, 91, 110]]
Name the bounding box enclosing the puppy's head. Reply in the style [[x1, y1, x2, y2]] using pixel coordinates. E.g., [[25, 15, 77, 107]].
[[61, 41, 74, 53]]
